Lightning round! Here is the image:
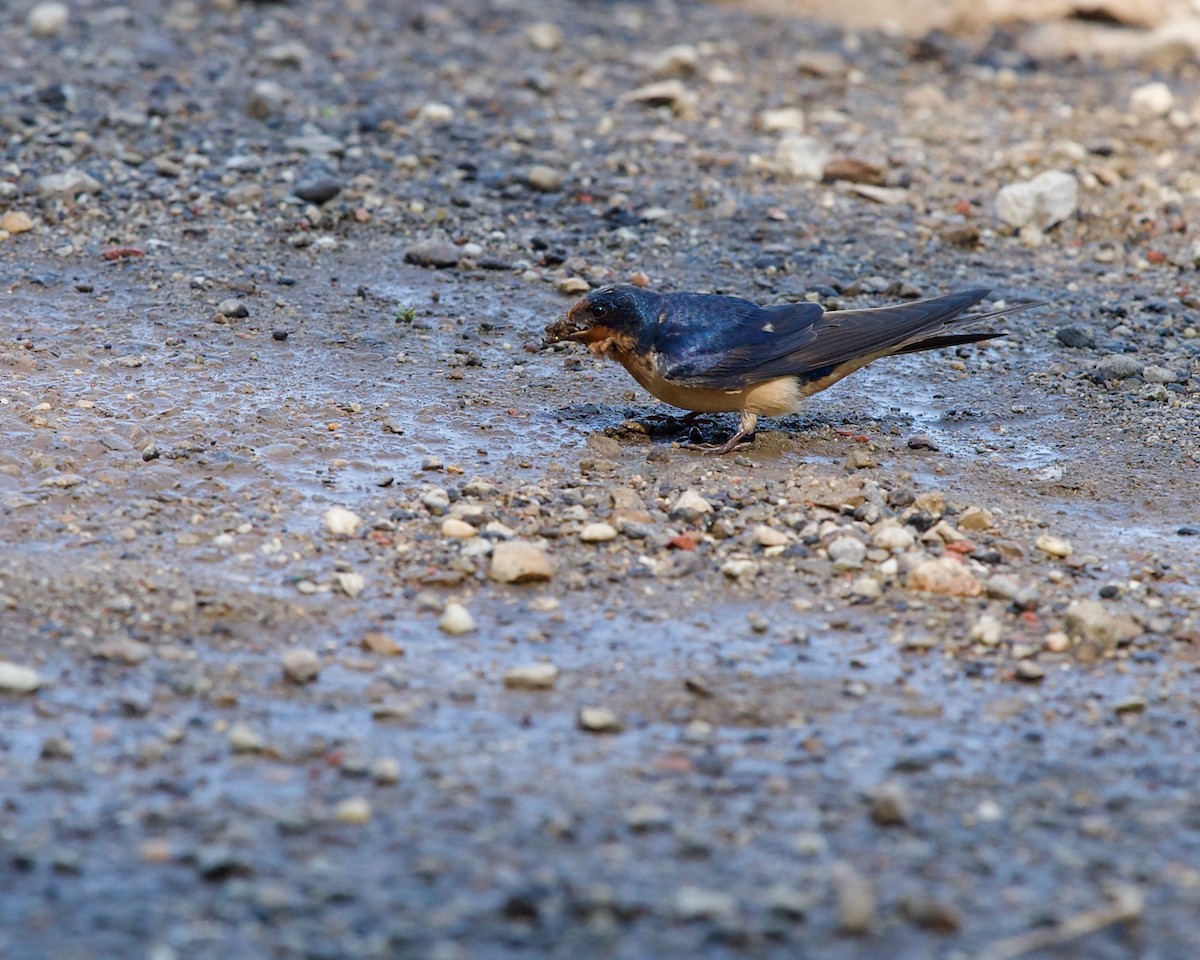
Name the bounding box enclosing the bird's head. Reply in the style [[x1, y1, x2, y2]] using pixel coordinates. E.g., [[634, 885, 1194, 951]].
[[543, 285, 657, 352]]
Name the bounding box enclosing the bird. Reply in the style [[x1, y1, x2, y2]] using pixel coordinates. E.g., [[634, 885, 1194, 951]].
[[544, 285, 1045, 454]]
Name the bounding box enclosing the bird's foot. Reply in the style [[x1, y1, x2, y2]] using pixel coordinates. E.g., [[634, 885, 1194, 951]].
[[682, 430, 754, 456]]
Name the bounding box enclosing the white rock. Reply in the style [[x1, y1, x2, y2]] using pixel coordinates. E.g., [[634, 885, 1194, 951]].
[[774, 134, 831, 180], [37, 169, 101, 198], [671, 489, 713, 518], [27, 1, 69, 37], [827, 536, 867, 569], [372, 757, 402, 784], [441, 517, 477, 539], [333, 797, 372, 824], [503, 663, 558, 689], [1129, 81, 1173, 119], [673, 886, 737, 923], [489, 541, 555, 583], [246, 80, 290, 120], [971, 614, 1004, 646], [439, 601, 477, 635], [721, 558, 758, 580], [753, 525, 789, 547], [334, 571, 365, 598], [323, 506, 361, 536], [228, 723, 266, 753], [525, 21, 563, 52], [872, 523, 915, 552], [417, 102, 454, 124], [282, 649, 320, 683], [995, 171, 1078, 230], [527, 164, 563, 192], [908, 556, 983, 596], [579, 522, 618, 543], [849, 576, 882, 601], [0, 661, 40, 694], [578, 707, 623, 732], [1035, 534, 1073, 558], [759, 107, 805, 133], [647, 44, 699, 78]]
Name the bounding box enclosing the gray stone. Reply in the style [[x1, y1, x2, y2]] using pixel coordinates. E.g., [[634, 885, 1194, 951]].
[[404, 239, 462, 269], [217, 299, 249, 319], [38, 169, 101, 198], [1056, 325, 1095, 348], [1091, 354, 1144, 381], [246, 80, 290, 120]]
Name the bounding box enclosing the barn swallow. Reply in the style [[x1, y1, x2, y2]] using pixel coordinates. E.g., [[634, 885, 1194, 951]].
[[544, 285, 1045, 454]]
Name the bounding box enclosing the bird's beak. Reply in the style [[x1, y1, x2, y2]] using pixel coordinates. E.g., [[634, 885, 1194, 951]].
[[543, 301, 590, 346]]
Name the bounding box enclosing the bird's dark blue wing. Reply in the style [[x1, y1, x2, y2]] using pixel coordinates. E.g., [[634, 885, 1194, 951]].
[[655, 288, 992, 389], [649, 293, 824, 386]]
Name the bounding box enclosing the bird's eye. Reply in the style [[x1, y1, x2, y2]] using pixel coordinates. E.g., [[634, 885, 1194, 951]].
[[592, 303, 609, 320]]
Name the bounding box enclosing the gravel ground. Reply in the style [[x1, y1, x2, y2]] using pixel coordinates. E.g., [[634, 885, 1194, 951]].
[[2, 1, 1200, 958]]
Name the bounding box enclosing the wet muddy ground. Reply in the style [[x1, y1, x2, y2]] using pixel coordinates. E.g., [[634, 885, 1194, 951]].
[[2, 1, 1200, 958]]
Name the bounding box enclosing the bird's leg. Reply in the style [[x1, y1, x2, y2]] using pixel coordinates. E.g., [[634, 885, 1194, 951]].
[[685, 412, 756, 455]]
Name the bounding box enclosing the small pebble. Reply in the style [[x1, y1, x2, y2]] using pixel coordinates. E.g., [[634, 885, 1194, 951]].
[[1130, 81, 1173, 119], [526, 165, 563, 192], [827, 536, 866, 569], [671, 489, 713, 519], [995, 170, 1077, 230], [1014, 661, 1045, 682], [578, 707, 623, 733], [334, 571, 365, 598], [323, 506, 361, 536], [579, 522, 618, 543], [673, 886, 736, 923], [404, 239, 461, 268], [759, 107, 805, 133], [372, 757, 402, 784], [833, 863, 874, 934], [1035, 534, 1073, 558], [0, 661, 41, 694], [869, 782, 911, 826], [442, 518, 477, 539], [282, 649, 320, 684], [27, 1, 69, 38], [332, 797, 372, 824], [753, 525, 789, 547], [218, 300, 248, 319], [294, 178, 342, 204], [774, 134, 831, 180], [489, 541, 555, 583], [228, 724, 266, 753], [908, 557, 982, 597], [0, 211, 34, 234], [417, 102, 454, 124], [504, 663, 559, 690], [1044, 631, 1070, 653], [439, 602, 477, 635], [525, 21, 563, 52], [1091, 354, 1143, 381], [647, 44, 699, 79], [557, 277, 589, 295]]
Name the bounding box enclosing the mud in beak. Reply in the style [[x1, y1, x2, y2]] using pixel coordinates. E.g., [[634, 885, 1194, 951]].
[[542, 302, 590, 347]]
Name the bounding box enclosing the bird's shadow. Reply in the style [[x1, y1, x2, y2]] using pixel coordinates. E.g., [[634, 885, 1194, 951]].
[[548, 404, 841, 454]]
